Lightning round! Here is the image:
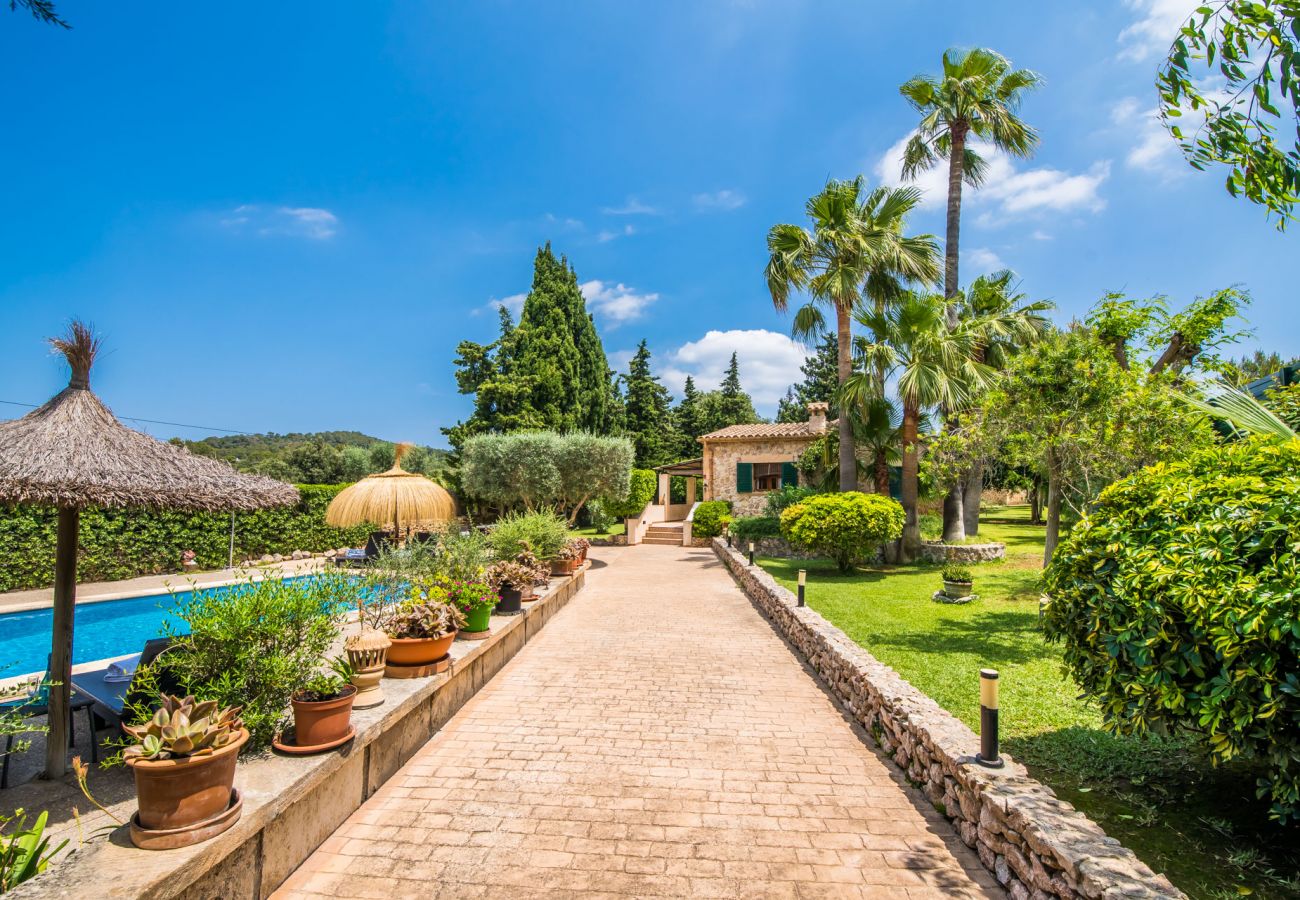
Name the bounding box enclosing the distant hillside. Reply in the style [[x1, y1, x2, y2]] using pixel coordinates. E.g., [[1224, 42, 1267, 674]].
[[178, 431, 450, 485]]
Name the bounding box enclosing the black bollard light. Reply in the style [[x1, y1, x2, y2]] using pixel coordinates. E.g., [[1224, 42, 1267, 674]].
[[976, 669, 1004, 768], [727, 532, 732, 548], [797, 569, 806, 607], [748, 542, 755, 565]]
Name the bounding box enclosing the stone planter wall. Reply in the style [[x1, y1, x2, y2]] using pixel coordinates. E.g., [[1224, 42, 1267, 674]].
[[714, 538, 1183, 900], [918, 541, 1006, 564]]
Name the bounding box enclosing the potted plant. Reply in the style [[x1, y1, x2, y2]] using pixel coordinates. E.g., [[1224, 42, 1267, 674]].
[[550, 540, 583, 576], [487, 560, 534, 613], [123, 694, 248, 844], [941, 564, 975, 600], [384, 599, 465, 665], [447, 580, 498, 639], [568, 536, 591, 564], [516, 547, 549, 600], [285, 659, 357, 752]]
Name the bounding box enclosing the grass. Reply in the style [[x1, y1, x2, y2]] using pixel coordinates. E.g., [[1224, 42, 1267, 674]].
[[760, 505, 1300, 900], [569, 522, 625, 538]]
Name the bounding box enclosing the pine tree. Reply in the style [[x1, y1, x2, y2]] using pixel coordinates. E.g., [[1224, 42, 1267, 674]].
[[511, 244, 616, 433], [716, 353, 761, 427], [623, 340, 677, 467], [778, 332, 839, 422], [674, 375, 705, 457]]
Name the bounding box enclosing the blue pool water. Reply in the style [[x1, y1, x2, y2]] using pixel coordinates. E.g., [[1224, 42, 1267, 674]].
[[0, 576, 315, 679]]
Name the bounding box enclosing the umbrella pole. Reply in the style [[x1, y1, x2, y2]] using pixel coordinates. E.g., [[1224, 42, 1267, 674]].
[[44, 506, 78, 780]]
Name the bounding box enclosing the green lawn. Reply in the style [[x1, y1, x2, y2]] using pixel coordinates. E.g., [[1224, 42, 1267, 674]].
[[760, 506, 1300, 900], [569, 522, 625, 538]]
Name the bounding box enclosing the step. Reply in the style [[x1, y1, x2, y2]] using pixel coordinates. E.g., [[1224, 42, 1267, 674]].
[[641, 537, 683, 545]]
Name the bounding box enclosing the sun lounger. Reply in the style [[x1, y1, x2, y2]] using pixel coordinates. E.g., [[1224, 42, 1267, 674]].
[[70, 636, 178, 733]]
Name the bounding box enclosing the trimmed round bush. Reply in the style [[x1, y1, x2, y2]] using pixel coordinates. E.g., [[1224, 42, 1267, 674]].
[[780, 491, 904, 573], [691, 501, 732, 538], [1043, 439, 1300, 821]]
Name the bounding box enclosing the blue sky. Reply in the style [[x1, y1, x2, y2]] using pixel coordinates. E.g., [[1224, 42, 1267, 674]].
[[0, 0, 1292, 447]]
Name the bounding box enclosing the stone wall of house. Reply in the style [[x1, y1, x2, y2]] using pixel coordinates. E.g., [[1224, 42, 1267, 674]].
[[704, 437, 818, 516], [918, 542, 1007, 564], [713, 538, 1184, 900]]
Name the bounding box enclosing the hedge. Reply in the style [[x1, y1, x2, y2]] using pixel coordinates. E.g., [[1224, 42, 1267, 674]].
[[729, 515, 781, 539], [690, 500, 732, 538], [0, 484, 373, 592], [604, 468, 656, 519]]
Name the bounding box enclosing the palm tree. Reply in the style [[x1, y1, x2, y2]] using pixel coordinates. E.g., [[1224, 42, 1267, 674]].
[[899, 47, 1042, 540], [846, 292, 995, 560], [956, 270, 1054, 534], [766, 179, 938, 491]]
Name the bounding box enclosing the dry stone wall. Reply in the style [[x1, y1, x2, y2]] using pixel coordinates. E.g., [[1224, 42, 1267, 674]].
[[714, 538, 1184, 900], [918, 541, 1007, 564]]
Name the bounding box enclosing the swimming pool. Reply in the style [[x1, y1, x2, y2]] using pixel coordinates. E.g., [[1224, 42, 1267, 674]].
[[0, 575, 315, 679]]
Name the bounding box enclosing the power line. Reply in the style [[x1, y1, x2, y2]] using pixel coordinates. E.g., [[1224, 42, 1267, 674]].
[[0, 399, 254, 436]]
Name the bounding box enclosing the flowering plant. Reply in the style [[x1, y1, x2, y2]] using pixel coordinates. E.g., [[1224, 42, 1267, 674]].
[[443, 580, 497, 615]]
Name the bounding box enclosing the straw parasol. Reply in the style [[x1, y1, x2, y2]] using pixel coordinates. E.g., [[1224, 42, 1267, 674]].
[[0, 322, 299, 779], [325, 443, 456, 537]]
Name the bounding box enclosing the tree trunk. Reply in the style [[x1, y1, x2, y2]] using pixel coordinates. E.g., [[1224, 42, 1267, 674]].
[[1029, 482, 1042, 525], [963, 462, 983, 536], [942, 484, 965, 543], [44, 507, 78, 780], [900, 404, 922, 562], [1043, 451, 1063, 567], [938, 124, 968, 542], [835, 303, 856, 492], [874, 451, 890, 496]]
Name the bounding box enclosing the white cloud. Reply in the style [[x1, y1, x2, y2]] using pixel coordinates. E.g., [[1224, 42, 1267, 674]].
[[220, 204, 339, 239], [1117, 0, 1200, 62], [875, 134, 1110, 222], [1031, 229, 1053, 241], [965, 247, 1005, 272], [659, 329, 811, 412], [580, 279, 658, 325], [489, 292, 527, 316], [543, 212, 584, 230], [1111, 96, 1184, 177], [602, 197, 658, 216], [596, 224, 636, 243], [692, 189, 747, 212]]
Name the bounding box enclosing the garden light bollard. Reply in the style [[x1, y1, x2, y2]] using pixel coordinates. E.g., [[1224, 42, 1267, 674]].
[[748, 542, 755, 565], [797, 569, 806, 607], [976, 668, 1004, 768]]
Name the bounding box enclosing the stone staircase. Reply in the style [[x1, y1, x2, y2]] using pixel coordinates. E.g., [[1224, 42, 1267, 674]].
[[642, 522, 684, 546]]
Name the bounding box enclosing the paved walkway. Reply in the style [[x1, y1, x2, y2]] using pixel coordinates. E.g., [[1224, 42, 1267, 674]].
[[275, 545, 1002, 899]]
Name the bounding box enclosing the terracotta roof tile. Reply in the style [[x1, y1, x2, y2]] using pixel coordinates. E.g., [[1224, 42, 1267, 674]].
[[698, 421, 833, 441]]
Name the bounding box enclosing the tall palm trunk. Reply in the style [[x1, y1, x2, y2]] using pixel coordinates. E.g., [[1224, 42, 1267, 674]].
[[835, 303, 856, 492], [899, 403, 922, 561], [874, 453, 891, 496], [962, 464, 983, 535], [940, 122, 968, 543]]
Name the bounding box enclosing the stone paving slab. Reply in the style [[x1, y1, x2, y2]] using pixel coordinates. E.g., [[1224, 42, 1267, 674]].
[[274, 546, 1003, 898]]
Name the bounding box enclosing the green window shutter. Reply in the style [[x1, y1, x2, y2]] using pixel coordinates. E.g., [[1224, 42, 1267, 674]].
[[781, 462, 798, 488], [735, 462, 753, 493]]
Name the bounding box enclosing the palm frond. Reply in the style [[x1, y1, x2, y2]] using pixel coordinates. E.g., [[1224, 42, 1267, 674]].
[[1180, 379, 1296, 440]]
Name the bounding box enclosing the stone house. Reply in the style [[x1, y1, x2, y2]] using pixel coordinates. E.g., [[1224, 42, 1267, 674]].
[[699, 402, 830, 516]]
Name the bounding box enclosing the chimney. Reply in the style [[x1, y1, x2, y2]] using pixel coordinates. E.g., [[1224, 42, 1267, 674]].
[[807, 402, 829, 433]]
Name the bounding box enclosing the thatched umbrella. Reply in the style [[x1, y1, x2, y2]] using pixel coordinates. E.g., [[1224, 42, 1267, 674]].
[[0, 322, 298, 779], [325, 443, 456, 537]]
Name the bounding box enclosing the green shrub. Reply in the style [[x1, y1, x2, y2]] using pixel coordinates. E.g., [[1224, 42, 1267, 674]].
[[780, 492, 905, 573], [586, 499, 613, 534], [144, 570, 359, 750], [603, 468, 656, 519], [691, 501, 732, 538], [488, 510, 568, 560], [919, 512, 943, 541], [764, 485, 818, 517], [0, 484, 372, 592], [1043, 439, 1300, 821], [729, 515, 782, 539], [941, 564, 973, 583]]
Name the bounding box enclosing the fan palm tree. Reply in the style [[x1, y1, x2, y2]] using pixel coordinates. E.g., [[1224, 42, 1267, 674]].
[[900, 48, 1042, 540], [846, 292, 995, 560], [766, 178, 938, 491], [956, 270, 1054, 534]]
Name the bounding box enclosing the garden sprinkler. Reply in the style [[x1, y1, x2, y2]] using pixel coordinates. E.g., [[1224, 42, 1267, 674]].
[[976, 669, 1004, 768], [797, 569, 806, 607]]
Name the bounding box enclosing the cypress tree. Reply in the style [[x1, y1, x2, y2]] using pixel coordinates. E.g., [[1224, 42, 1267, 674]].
[[674, 375, 705, 457], [623, 340, 676, 467], [717, 352, 761, 426]]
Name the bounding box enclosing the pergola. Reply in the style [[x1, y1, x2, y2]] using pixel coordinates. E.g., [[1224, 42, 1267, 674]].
[[653, 458, 703, 517]]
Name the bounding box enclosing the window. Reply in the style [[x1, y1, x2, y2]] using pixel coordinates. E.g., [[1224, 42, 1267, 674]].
[[752, 463, 782, 492]]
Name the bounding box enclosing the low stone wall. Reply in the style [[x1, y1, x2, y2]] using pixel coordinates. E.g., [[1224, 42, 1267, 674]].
[[714, 539, 1182, 900], [918, 541, 1006, 564], [15, 568, 588, 900]]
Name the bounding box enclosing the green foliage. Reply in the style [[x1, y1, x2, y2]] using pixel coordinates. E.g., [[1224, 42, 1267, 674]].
[[765, 485, 818, 517], [729, 515, 782, 539], [941, 564, 973, 583], [780, 491, 905, 573], [690, 501, 732, 539], [459, 431, 632, 521], [622, 340, 678, 468], [0, 809, 66, 894], [716, 353, 761, 427], [0, 484, 372, 592], [1157, 1, 1300, 227], [1266, 383, 1300, 430], [180, 431, 448, 483], [487, 510, 568, 561], [385, 599, 464, 640], [919, 512, 943, 540], [1043, 439, 1300, 821], [585, 499, 613, 534], [777, 332, 839, 423], [603, 468, 656, 519], [1225, 350, 1298, 386], [145, 571, 358, 750], [443, 580, 498, 616], [122, 694, 244, 761]]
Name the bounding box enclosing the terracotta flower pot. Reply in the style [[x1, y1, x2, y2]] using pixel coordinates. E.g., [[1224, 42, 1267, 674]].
[[495, 585, 523, 614], [127, 728, 249, 832], [385, 632, 456, 667], [550, 558, 578, 576], [291, 686, 357, 748]]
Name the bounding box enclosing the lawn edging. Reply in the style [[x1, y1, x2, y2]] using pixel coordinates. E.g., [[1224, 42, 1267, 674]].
[[713, 538, 1182, 900]]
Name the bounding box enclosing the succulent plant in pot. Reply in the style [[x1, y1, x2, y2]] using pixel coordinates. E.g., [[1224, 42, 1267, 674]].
[[384, 592, 466, 666], [122, 694, 249, 839], [941, 564, 974, 600], [286, 658, 357, 752]]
